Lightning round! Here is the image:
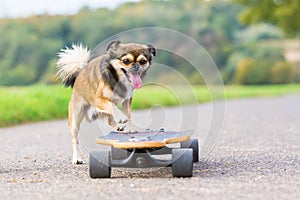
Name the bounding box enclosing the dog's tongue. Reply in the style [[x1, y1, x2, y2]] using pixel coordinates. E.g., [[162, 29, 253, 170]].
[[129, 73, 142, 89]]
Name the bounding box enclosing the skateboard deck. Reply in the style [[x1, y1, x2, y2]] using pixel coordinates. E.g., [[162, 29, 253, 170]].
[[96, 130, 193, 149]]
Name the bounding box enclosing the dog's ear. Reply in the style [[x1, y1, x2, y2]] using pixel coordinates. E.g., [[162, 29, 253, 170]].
[[146, 44, 156, 56], [106, 40, 121, 57]]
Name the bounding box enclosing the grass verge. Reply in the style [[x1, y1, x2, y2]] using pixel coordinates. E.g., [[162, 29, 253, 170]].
[[0, 84, 299, 127], [0, 85, 71, 127]]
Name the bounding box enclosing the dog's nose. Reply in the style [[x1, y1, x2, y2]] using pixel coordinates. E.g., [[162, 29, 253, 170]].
[[132, 63, 139, 71]]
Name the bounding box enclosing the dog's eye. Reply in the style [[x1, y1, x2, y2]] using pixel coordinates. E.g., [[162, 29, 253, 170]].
[[139, 59, 147, 65], [122, 59, 131, 65]]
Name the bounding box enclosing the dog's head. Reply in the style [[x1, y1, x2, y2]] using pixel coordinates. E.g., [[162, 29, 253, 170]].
[[106, 40, 156, 89]]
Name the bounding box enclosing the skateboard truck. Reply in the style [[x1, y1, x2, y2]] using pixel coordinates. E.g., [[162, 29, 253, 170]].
[[111, 148, 173, 168]]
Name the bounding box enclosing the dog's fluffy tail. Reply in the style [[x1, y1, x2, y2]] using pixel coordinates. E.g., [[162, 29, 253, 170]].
[[56, 43, 90, 87]]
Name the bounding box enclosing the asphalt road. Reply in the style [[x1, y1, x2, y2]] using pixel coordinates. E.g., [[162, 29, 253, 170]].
[[1, 94, 300, 200]]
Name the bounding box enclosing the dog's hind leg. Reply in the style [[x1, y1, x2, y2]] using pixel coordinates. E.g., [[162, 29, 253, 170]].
[[68, 97, 86, 164]]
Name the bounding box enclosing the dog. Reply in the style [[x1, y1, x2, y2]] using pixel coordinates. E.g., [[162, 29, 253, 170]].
[[56, 41, 156, 164]]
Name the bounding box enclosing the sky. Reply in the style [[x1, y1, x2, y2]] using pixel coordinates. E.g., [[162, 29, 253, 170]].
[[0, 0, 139, 18]]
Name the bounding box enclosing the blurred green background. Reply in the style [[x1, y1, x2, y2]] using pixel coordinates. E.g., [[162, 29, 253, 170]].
[[0, 0, 299, 86], [0, 0, 300, 126]]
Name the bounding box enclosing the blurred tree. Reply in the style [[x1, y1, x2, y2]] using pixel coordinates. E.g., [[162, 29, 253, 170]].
[[235, 58, 256, 84], [232, 0, 300, 36], [235, 24, 283, 41], [188, 71, 205, 85], [291, 62, 300, 83], [41, 59, 60, 84], [222, 51, 248, 84], [270, 61, 292, 84], [0, 0, 295, 86], [232, 46, 287, 84], [3, 64, 36, 85], [235, 57, 272, 85]]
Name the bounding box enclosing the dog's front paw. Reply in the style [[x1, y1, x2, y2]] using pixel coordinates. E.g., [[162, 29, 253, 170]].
[[115, 123, 127, 132], [123, 126, 138, 133], [116, 124, 137, 133], [114, 111, 128, 124]]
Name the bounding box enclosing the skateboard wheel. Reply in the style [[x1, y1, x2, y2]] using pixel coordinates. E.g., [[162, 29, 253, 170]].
[[172, 149, 193, 177], [89, 151, 111, 178], [111, 147, 129, 160], [181, 139, 199, 163]]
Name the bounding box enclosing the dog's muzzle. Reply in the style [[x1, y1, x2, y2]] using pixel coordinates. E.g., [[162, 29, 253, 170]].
[[131, 63, 140, 73]]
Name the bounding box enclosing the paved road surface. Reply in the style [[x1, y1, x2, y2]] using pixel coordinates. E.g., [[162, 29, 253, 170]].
[[1, 94, 300, 199]]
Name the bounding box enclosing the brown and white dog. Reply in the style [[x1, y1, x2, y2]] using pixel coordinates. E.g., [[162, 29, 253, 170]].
[[56, 41, 156, 164]]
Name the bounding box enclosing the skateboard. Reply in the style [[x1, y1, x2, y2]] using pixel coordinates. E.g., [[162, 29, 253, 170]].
[[89, 129, 199, 178]]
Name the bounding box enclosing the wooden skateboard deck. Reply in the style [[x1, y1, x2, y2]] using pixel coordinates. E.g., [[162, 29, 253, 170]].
[[96, 130, 193, 149]]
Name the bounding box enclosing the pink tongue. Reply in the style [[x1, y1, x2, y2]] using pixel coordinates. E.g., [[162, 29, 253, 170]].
[[129, 73, 142, 89]]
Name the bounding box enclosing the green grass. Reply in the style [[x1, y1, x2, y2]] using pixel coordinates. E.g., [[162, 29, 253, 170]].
[[225, 84, 300, 99], [0, 84, 300, 127], [133, 84, 300, 108], [0, 85, 72, 127]]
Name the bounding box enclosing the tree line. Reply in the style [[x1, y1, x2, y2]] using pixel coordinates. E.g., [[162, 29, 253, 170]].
[[0, 0, 299, 86]]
